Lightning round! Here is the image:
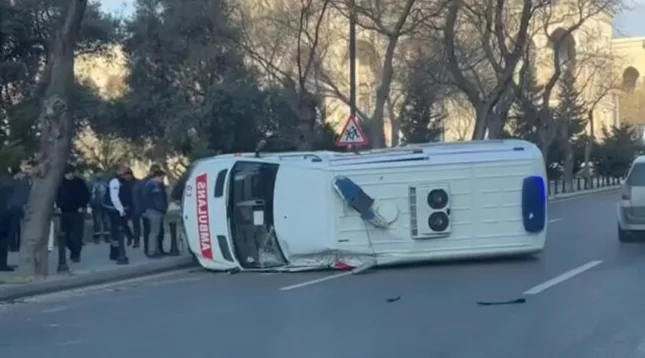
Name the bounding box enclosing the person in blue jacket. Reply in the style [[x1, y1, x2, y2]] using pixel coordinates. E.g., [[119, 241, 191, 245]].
[[142, 168, 167, 258]]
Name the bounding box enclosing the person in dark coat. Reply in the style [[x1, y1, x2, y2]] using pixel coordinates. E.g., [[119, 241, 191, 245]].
[[90, 173, 111, 243], [0, 172, 16, 271], [56, 165, 90, 262], [142, 168, 168, 258], [7, 161, 35, 252], [137, 164, 167, 256], [129, 173, 146, 249], [104, 165, 135, 263], [171, 170, 189, 204]]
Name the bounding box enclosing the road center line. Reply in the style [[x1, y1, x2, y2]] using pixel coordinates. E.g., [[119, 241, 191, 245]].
[[523, 260, 603, 295], [548, 218, 561, 223], [280, 272, 354, 291]]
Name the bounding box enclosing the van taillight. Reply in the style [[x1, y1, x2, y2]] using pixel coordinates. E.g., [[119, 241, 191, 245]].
[[622, 185, 632, 200]]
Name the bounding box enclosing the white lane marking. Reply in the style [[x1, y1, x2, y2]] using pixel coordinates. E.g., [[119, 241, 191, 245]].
[[548, 218, 561, 223], [58, 340, 82, 346], [280, 272, 354, 291], [42, 306, 69, 314], [523, 260, 603, 295]]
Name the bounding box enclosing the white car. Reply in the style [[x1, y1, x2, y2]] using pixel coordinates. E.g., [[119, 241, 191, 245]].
[[181, 139, 548, 272], [617, 155, 645, 241]]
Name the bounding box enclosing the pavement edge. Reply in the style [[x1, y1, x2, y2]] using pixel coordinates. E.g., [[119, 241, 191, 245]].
[[0, 257, 195, 303]]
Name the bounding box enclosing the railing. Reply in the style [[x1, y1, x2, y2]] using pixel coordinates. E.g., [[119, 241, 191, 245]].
[[548, 176, 624, 196]]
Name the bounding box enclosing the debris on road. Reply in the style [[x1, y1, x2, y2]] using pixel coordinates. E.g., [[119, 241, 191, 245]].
[[476, 298, 526, 306]]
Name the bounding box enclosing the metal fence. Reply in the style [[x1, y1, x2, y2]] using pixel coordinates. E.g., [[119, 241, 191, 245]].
[[548, 176, 624, 196]]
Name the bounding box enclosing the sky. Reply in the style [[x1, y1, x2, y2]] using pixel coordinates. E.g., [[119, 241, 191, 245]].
[[614, 1, 645, 37], [97, 0, 134, 17], [97, 0, 645, 37]]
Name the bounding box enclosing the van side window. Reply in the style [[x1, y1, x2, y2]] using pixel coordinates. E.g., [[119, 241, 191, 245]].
[[627, 164, 645, 186], [214, 169, 228, 197]]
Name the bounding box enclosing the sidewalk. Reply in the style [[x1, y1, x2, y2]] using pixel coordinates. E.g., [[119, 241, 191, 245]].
[[0, 237, 193, 302]]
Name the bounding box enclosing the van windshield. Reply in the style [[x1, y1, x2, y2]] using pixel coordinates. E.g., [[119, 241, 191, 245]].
[[628, 163, 645, 186], [227, 161, 286, 269]]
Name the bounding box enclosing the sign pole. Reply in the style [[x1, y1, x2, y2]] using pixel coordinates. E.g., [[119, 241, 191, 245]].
[[345, 2, 359, 154], [349, 0, 357, 121]]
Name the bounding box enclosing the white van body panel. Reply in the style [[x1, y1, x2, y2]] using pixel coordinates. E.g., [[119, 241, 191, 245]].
[[182, 140, 547, 272]]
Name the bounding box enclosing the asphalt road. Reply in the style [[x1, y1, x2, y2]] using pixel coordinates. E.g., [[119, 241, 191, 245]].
[[3, 189, 645, 358]]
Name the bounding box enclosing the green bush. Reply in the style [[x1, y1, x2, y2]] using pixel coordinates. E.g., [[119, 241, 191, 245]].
[[593, 124, 643, 178]]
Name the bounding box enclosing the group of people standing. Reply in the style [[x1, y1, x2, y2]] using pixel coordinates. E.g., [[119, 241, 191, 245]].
[[0, 162, 170, 271], [101, 164, 169, 263]]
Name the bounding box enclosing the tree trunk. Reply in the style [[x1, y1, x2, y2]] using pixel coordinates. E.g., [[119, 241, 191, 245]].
[[487, 92, 514, 139], [536, 108, 557, 162], [471, 106, 488, 140], [369, 39, 399, 149], [583, 110, 595, 180], [559, 122, 574, 192], [18, 0, 88, 279], [295, 92, 316, 151], [583, 139, 592, 179], [386, 97, 399, 146], [486, 115, 504, 139]]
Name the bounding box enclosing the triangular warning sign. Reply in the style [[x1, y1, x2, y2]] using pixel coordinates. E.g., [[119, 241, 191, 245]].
[[336, 115, 368, 147]]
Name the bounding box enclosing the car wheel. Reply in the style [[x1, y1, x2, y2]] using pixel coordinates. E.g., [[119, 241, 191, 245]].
[[618, 225, 635, 242]]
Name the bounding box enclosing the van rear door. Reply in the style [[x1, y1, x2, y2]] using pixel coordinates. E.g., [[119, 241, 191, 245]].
[[182, 166, 239, 271]]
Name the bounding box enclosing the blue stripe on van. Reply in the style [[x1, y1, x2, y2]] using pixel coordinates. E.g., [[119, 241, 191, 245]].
[[522, 176, 546, 233]]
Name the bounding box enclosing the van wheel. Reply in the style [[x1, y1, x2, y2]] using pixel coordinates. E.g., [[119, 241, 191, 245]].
[[618, 225, 634, 242]]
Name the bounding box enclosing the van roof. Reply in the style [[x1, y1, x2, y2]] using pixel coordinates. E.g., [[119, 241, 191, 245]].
[[634, 155, 645, 164], [191, 139, 541, 169]]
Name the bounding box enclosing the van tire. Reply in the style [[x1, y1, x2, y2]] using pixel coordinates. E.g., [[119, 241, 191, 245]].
[[618, 225, 634, 242]]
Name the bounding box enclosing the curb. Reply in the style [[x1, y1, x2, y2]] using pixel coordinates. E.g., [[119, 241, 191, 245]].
[[549, 186, 620, 201], [0, 256, 195, 303]]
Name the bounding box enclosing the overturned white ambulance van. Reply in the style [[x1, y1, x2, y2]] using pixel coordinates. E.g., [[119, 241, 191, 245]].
[[181, 139, 547, 272]]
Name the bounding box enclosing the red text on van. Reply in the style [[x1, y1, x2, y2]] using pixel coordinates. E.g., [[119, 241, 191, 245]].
[[195, 173, 213, 259]]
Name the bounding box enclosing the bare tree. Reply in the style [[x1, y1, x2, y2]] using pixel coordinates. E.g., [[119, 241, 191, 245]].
[[577, 48, 621, 181], [507, 0, 622, 158], [236, 0, 332, 149], [321, 0, 443, 148], [443, 0, 533, 140], [19, 0, 88, 278]]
